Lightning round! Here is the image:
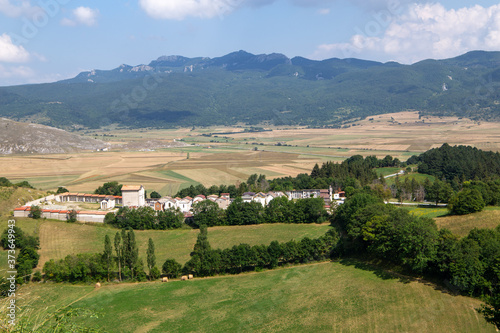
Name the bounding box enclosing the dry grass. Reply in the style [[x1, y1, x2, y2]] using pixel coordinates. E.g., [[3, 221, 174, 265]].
[[435, 210, 500, 237]]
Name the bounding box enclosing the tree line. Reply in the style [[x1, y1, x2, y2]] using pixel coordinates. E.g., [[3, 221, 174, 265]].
[[43, 229, 157, 283], [104, 197, 328, 230], [104, 206, 184, 230], [180, 225, 338, 277], [41, 226, 338, 284], [0, 177, 35, 189], [0, 226, 41, 289], [175, 155, 401, 198], [407, 143, 500, 182]]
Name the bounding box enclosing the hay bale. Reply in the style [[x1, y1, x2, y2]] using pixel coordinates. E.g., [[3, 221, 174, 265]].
[[162, 277, 169, 282], [181, 275, 188, 281], [95, 282, 101, 288], [188, 274, 194, 280]]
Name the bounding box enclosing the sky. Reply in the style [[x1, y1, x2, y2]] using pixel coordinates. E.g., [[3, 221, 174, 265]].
[[1, 0, 500, 86]]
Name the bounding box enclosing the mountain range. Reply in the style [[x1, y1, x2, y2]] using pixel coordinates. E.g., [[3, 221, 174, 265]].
[[1, 50, 500, 129]]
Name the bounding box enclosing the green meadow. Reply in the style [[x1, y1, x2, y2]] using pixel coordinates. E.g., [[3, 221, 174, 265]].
[[6, 260, 495, 332]]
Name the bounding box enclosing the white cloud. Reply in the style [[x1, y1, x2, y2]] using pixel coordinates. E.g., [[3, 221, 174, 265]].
[[312, 3, 500, 63], [61, 6, 99, 26], [0, 33, 30, 63], [0, 0, 39, 17], [138, 0, 244, 20], [138, 0, 429, 20]]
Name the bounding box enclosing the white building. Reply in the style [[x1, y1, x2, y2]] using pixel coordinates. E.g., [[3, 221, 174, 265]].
[[121, 185, 146, 207], [100, 196, 116, 210]]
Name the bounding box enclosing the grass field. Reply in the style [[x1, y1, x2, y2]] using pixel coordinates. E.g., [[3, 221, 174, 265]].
[[7, 260, 496, 332], [435, 209, 500, 237], [0, 218, 331, 271], [404, 206, 500, 237], [375, 167, 401, 177]]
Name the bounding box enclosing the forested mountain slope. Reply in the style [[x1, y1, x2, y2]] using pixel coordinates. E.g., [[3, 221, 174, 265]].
[[1, 50, 500, 129]]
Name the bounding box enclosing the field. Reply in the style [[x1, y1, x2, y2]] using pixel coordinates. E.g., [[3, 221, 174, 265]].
[[0, 111, 499, 331], [7, 260, 496, 332], [404, 206, 500, 237], [1, 112, 500, 197], [434, 208, 500, 237], [0, 218, 331, 271]]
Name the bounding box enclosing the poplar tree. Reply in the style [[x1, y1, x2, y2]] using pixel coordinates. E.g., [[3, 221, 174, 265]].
[[146, 238, 156, 280], [114, 232, 122, 281], [124, 230, 139, 278], [104, 234, 113, 282]]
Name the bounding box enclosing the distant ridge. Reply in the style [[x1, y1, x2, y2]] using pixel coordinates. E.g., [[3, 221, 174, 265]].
[[1, 50, 500, 129]]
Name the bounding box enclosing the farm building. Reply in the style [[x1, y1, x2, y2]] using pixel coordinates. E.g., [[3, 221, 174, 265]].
[[121, 185, 146, 207]]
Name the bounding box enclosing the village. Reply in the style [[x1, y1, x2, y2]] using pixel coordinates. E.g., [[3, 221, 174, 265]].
[[13, 185, 346, 223]]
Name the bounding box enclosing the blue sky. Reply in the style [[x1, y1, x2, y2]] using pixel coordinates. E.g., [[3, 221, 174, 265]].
[[1, 0, 500, 86]]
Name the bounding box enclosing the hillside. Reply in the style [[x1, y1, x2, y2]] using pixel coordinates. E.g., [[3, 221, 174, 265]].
[[1, 50, 500, 129], [7, 261, 495, 332], [0, 118, 108, 154]]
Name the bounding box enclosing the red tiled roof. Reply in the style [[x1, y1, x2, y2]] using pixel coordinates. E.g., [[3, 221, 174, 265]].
[[14, 207, 28, 211], [122, 185, 143, 191]]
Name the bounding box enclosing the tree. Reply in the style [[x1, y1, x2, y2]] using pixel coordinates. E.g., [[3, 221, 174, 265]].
[[56, 186, 68, 194], [30, 205, 42, 219], [67, 210, 77, 223], [149, 191, 161, 199], [150, 191, 161, 199], [192, 200, 224, 228], [114, 232, 122, 281], [0, 177, 12, 187], [1, 226, 39, 250], [448, 188, 486, 215], [146, 238, 156, 280], [162, 259, 182, 278], [104, 235, 113, 282], [94, 181, 122, 196], [123, 230, 139, 279], [478, 289, 500, 330]]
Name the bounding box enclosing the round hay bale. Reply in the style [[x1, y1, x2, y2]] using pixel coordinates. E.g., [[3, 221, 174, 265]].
[[181, 275, 188, 281], [162, 277, 169, 282], [95, 282, 101, 288], [188, 274, 194, 280]]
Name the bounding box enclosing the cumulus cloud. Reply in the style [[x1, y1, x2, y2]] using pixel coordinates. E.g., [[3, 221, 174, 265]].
[[312, 3, 500, 63], [0, 33, 30, 63], [61, 6, 99, 26]]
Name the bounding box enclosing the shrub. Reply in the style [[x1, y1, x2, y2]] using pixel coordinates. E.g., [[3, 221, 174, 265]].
[[162, 259, 182, 278], [448, 189, 485, 215]]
